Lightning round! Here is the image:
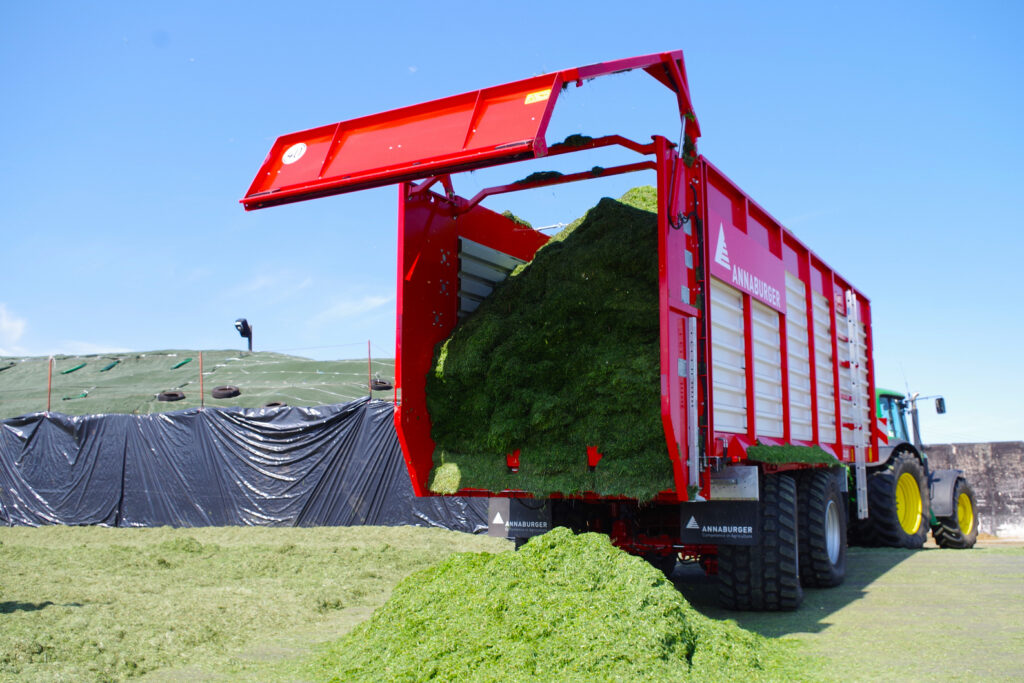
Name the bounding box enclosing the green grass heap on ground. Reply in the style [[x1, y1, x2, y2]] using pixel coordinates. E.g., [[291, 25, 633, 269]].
[[316, 527, 812, 682], [426, 187, 672, 500]]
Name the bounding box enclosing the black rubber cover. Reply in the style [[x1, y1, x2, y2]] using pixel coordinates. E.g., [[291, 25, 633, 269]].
[[0, 397, 486, 531]]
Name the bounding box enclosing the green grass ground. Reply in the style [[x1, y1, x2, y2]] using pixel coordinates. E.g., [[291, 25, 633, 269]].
[[0, 350, 395, 418], [0, 526, 507, 682], [673, 542, 1024, 681], [1, 527, 1021, 681]]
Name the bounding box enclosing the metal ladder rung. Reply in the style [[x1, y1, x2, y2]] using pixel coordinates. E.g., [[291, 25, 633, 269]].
[[845, 290, 868, 520]]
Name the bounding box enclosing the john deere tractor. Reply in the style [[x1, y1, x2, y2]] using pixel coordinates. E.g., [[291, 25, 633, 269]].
[[849, 389, 978, 549]]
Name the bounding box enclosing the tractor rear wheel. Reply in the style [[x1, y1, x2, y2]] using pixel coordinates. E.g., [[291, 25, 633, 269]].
[[850, 452, 929, 549], [931, 478, 979, 549], [793, 469, 847, 587], [718, 473, 803, 611]]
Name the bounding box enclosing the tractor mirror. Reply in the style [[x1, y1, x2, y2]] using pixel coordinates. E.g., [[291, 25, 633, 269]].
[[935, 397, 946, 414]]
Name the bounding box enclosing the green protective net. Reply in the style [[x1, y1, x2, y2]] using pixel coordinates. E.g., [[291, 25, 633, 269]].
[[426, 187, 674, 501], [318, 527, 812, 682], [0, 350, 394, 418]]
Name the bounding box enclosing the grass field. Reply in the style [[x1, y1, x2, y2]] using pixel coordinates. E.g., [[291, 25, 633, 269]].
[[673, 541, 1024, 681], [0, 526, 508, 682], [1, 526, 1022, 681]]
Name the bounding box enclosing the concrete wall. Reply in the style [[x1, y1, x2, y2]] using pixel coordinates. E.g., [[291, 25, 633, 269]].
[[924, 441, 1024, 538]]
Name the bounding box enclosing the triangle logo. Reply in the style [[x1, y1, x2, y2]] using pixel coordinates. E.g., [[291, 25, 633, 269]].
[[714, 223, 731, 270], [686, 515, 700, 530], [492, 512, 504, 525]]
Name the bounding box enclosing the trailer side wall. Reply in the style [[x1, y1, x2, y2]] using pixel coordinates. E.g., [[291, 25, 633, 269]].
[[698, 159, 877, 467]]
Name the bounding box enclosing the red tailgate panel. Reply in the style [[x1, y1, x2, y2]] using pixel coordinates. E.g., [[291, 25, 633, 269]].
[[242, 75, 560, 210]]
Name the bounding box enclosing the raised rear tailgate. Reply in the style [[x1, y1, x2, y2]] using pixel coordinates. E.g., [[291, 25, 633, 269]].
[[241, 52, 696, 210]]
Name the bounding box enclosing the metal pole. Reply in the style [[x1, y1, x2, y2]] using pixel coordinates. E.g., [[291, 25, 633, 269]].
[[909, 393, 923, 452], [248, 326, 253, 353], [47, 356, 53, 413], [199, 352, 205, 409]]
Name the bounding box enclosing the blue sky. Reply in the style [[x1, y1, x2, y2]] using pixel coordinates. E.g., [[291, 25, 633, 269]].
[[1, 1, 1021, 442]]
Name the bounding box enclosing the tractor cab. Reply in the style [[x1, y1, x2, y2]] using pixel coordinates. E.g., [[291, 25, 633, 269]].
[[876, 389, 910, 443]]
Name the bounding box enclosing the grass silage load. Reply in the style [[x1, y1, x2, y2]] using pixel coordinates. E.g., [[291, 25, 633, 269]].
[[427, 187, 674, 500], [318, 528, 812, 681]]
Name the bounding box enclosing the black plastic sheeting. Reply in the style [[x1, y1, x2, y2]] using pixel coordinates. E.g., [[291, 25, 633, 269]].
[[0, 397, 486, 532]]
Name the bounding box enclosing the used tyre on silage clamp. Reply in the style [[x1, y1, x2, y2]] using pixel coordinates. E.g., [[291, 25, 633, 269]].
[[157, 391, 185, 402], [212, 385, 241, 399]]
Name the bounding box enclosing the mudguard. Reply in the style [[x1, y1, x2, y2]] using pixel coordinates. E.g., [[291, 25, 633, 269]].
[[875, 441, 914, 468], [928, 468, 964, 518]]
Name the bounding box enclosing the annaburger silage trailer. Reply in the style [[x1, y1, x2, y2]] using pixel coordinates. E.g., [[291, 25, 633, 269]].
[[242, 51, 972, 610]]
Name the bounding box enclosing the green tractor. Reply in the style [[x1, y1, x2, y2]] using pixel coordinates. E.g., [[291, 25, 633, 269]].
[[849, 389, 978, 549]]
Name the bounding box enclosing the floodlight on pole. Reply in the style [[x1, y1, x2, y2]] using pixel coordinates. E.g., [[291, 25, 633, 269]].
[[234, 318, 253, 352]]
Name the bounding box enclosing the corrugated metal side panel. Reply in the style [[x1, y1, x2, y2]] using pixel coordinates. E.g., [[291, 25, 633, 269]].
[[710, 279, 746, 434], [751, 299, 784, 437], [785, 272, 813, 441], [812, 291, 836, 444], [838, 321, 872, 446], [457, 237, 526, 318]]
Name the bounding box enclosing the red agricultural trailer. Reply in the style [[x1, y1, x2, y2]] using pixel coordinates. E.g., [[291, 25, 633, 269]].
[[242, 51, 973, 610]]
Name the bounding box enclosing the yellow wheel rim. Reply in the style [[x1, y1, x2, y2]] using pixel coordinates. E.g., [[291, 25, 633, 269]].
[[957, 492, 974, 536], [896, 472, 923, 535]]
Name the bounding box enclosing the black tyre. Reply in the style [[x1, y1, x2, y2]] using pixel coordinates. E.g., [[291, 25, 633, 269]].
[[931, 478, 979, 549], [849, 452, 929, 549], [792, 469, 847, 587], [212, 385, 241, 399], [644, 552, 678, 578], [157, 390, 185, 402], [718, 473, 803, 611]]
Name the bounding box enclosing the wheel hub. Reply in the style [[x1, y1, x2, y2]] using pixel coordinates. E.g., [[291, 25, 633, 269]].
[[825, 499, 841, 564], [895, 471, 923, 535], [957, 491, 974, 536]]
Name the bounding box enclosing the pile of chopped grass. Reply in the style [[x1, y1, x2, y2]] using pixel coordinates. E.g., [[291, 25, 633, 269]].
[[426, 187, 672, 500], [516, 170, 564, 184], [316, 527, 812, 681]]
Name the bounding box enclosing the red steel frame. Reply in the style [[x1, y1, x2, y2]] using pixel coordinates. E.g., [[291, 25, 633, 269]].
[[241, 52, 699, 211], [698, 159, 878, 469], [392, 135, 700, 499], [240, 50, 878, 508]]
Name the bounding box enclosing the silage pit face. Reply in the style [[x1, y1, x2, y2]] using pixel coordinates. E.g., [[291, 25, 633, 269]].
[[427, 188, 675, 501]]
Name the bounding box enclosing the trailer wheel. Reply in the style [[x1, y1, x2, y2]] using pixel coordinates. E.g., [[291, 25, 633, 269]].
[[850, 452, 929, 549], [718, 473, 803, 611], [792, 469, 847, 587], [644, 552, 678, 578], [931, 478, 979, 549]]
